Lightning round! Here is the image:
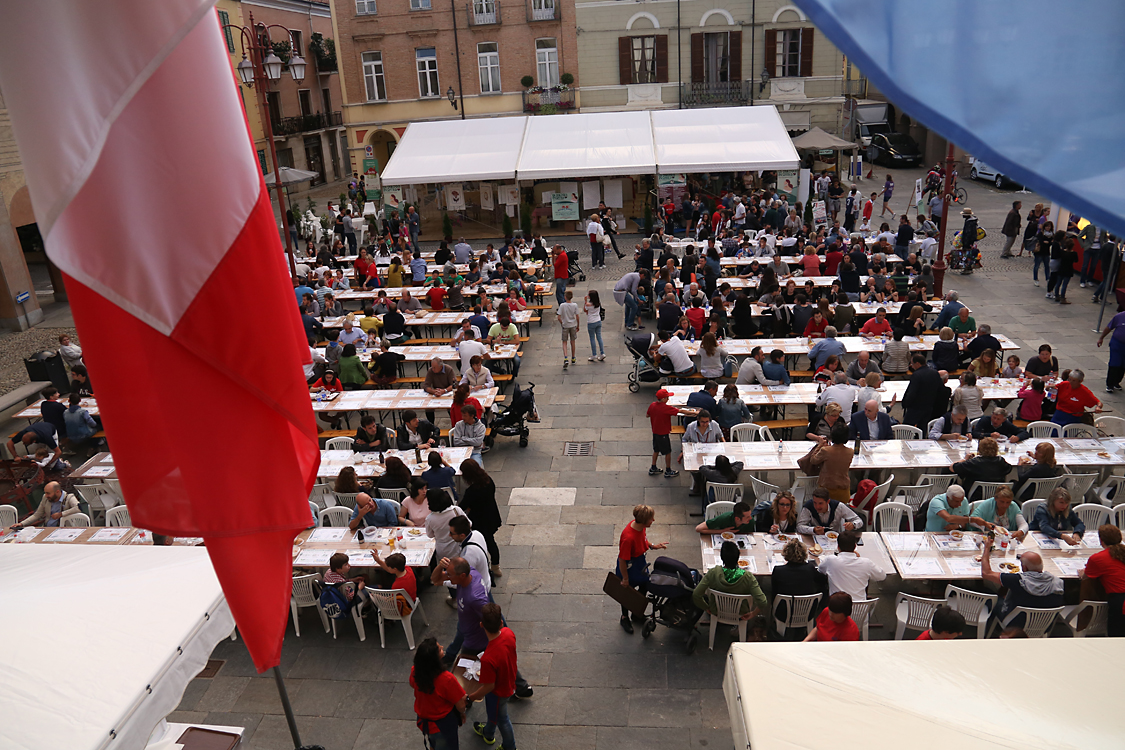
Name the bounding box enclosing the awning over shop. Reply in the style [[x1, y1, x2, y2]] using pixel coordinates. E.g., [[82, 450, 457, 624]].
[[379, 117, 527, 183], [379, 105, 799, 184], [516, 110, 655, 181]]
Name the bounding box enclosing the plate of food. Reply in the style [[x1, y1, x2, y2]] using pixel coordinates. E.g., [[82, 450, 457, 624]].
[[808, 543, 823, 557], [721, 532, 735, 541], [776, 534, 791, 541], [999, 561, 1020, 572], [825, 531, 839, 540], [1098, 451, 1111, 458], [950, 530, 964, 540], [973, 554, 983, 563], [737, 559, 750, 569], [407, 528, 424, 537]]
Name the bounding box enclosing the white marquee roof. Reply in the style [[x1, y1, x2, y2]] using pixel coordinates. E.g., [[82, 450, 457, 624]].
[[379, 106, 799, 184]]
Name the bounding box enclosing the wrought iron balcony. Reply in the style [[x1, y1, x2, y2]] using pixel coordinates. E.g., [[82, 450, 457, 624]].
[[522, 87, 574, 114], [528, 1, 558, 21], [271, 111, 344, 136], [468, 0, 500, 25], [679, 81, 750, 108]]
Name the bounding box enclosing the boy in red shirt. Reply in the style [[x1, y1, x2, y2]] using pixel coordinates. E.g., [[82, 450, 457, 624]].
[[915, 605, 965, 640], [426, 284, 447, 311], [804, 592, 860, 642], [467, 603, 518, 749], [372, 551, 418, 614], [863, 192, 876, 223], [647, 388, 694, 478]]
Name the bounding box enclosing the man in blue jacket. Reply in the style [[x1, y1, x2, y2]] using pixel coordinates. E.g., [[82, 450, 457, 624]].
[[848, 399, 897, 441]]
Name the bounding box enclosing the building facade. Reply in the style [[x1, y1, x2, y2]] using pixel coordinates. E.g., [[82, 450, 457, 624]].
[[574, 0, 873, 134], [329, 0, 579, 179], [0, 86, 46, 329]]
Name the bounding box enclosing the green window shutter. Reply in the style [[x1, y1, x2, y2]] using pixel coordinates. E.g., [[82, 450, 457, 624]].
[[257, 149, 268, 175], [218, 10, 235, 53]]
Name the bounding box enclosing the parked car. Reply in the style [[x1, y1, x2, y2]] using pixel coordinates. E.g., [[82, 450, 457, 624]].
[[867, 133, 922, 167], [968, 158, 1023, 189]]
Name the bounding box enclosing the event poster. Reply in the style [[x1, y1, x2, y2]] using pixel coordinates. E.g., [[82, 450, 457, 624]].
[[776, 170, 799, 203], [500, 184, 520, 205], [582, 181, 601, 210], [480, 183, 494, 211], [551, 192, 579, 220], [446, 183, 466, 211], [382, 185, 403, 207], [602, 178, 623, 208], [812, 200, 828, 226], [362, 157, 379, 177], [657, 173, 686, 205]]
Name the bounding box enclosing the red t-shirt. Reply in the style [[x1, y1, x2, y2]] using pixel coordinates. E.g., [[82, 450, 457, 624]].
[[311, 377, 343, 392], [863, 200, 874, 220], [814, 609, 859, 641], [397, 567, 418, 601], [860, 318, 893, 336], [1085, 549, 1125, 598], [619, 522, 649, 560], [410, 668, 465, 720], [915, 630, 934, 641], [479, 627, 518, 698], [1056, 382, 1099, 416], [800, 255, 822, 275], [647, 401, 679, 435], [427, 287, 447, 310], [355, 258, 370, 277], [825, 250, 844, 276], [685, 307, 706, 338], [450, 397, 482, 426], [712, 210, 723, 233], [554, 253, 569, 280], [804, 317, 829, 337]]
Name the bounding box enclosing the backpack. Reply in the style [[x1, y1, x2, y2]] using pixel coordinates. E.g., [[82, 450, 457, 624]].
[[318, 582, 354, 620]]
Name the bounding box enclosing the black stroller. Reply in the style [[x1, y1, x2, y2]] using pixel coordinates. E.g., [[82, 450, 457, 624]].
[[625, 332, 663, 393], [641, 556, 703, 652], [566, 247, 586, 284], [485, 381, 536, 448]]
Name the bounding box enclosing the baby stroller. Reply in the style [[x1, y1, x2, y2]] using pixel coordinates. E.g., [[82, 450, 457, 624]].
[[566, 247, 586, 284], [625, 332, 663, 393], [485, 381, 536, 448], [641, 556, 703, 652]]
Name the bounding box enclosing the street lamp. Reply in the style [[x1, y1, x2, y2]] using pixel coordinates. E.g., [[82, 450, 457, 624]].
[[759, 68, 770, 94], [223, 11, 310, 283], [447, 86, 458, 110]]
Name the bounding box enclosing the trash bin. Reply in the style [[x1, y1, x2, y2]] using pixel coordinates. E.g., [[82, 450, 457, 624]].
[[24, 351, 70, 392]]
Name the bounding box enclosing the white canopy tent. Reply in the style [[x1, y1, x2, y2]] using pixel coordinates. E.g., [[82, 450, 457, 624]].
[[378, 106, 799, 184], [379, 117, 527, 184], [724, 640, 1120, 750], [0, 545, 234, 750], [516, 110, 656, 181]]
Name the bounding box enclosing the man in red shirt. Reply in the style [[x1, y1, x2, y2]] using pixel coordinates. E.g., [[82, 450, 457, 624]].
[[915, 605, 965, 640], [467, 603, 518, 749], [804, 592, 860, 641], [860, 308, 893, 336], [647, 388, 695, 478], [426, 285, 447, 311], [552, 245, 569, 306]]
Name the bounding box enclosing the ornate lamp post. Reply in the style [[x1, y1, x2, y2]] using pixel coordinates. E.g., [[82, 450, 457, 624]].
[[223, 12, 307, 282]]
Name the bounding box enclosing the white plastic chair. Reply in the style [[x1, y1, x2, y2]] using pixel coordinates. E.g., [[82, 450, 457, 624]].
[[73, 483, 121, 525], [1096, 475, 1125, 507], [851, 598, 879, 641], [1062, 423, 1096, 439], [894, 593, 945, 640], [308, 483, 336, 510], [874, 501, 914, 532], [967, 481, 1011, 502], [0, 504, 16, 529], [1063, 601, 1108, 638], [1021, 498, 1045, 520], [61, 512, 91, 527], [705, 501, 736, 521], [991, 606, 1064, 638], [706, 482, 744, 504], [320, 591, 367, 642], [968, 500, 985, 515], [707, 591, 758, 650], [892, 484, 934, 514], [105, 505, 131, 527], [771, 593, 822, 639], [1095, 415, 1125, 436], [383, 498, 404, 519], [333, 492, 360, 510], [854, 477, 893, 523], [1026, 421, 1060, 438], [926, 417, 942, 438], [944, 585, 997, 639], [290, 573, 329, 637], [1061, 473, 1097, 503], [892, 424, 922, 440], [1016, 475, 1066, 502], [749, 475, 780, 504], [326, 437, 355, 451], [319, 506, 352, 527], [918, 474, 955, 495], [790, 476, 820, 504], [368, 588, 429, 650], [1115, 505, 1125, 529], [730, 423, 767, 442], [378, 487, 408, 502], [1074, 503, 1110, 530]]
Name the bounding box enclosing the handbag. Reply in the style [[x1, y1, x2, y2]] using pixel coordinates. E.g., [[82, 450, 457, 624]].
[[797, 444, 822, 476]]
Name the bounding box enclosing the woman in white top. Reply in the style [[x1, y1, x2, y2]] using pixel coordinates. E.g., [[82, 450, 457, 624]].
[[424, 489, 468, 560], [584, 290, 605, 361], [57, 334, 83, 370], [855, 371, 887, 412]]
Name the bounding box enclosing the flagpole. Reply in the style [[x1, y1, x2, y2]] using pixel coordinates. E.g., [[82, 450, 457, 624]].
[[272, 666, 306, 750], [932, 142, 954, 297]]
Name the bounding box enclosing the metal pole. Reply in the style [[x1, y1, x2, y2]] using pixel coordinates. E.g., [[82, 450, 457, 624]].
[[272, 666, 304, 750], [1095, 239, 1120, 330], [749, 0, 755, 106], [451, 0, 466, 119], [932, 141, 955, 298], [676, 0, 682, 109]]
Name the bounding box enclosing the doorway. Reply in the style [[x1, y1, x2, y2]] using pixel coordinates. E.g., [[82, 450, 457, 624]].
[[304, 136, 325, 186]]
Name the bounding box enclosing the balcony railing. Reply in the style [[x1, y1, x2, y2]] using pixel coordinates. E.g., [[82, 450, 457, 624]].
[[679, 81, 750, 108], [522, 87, 574, 114], [528, 1, 558, 21], [271, 111, 344, 136], [468, 0, 500, 25]]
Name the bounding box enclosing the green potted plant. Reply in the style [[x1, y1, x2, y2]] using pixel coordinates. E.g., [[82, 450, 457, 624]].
[[560, 72, 574, 87], [520, 75, 534, 89], [501, 213, 513, 241], [520, 203, 532, 238], [804, 198, 813, 226], [442, 212, 453, 242], [644, 204, 653, 235]]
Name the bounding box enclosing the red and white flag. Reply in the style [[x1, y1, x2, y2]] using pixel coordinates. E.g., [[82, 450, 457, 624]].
[[0, 2, 319, 671]]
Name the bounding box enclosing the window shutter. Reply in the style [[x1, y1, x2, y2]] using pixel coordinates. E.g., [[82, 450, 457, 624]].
[[655, 35, 668, 83], [618, 36, 632, 85], [690, 33, 704, 83], [218, 10, 235, 52], [763, 29, 777, 78], [800, 28, 814, 76], [729, 30, 742, 81]]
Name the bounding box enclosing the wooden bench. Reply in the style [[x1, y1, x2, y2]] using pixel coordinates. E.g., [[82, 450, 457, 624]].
[[758, 418, 809, 439], [439, 427, 493, 438], [527, 304, 552, 326]]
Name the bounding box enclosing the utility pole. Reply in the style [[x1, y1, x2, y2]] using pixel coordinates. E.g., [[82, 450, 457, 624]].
[[676, 0, 682, 109], [451, 0, 466, 119], [932, 142, 955, 298]]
